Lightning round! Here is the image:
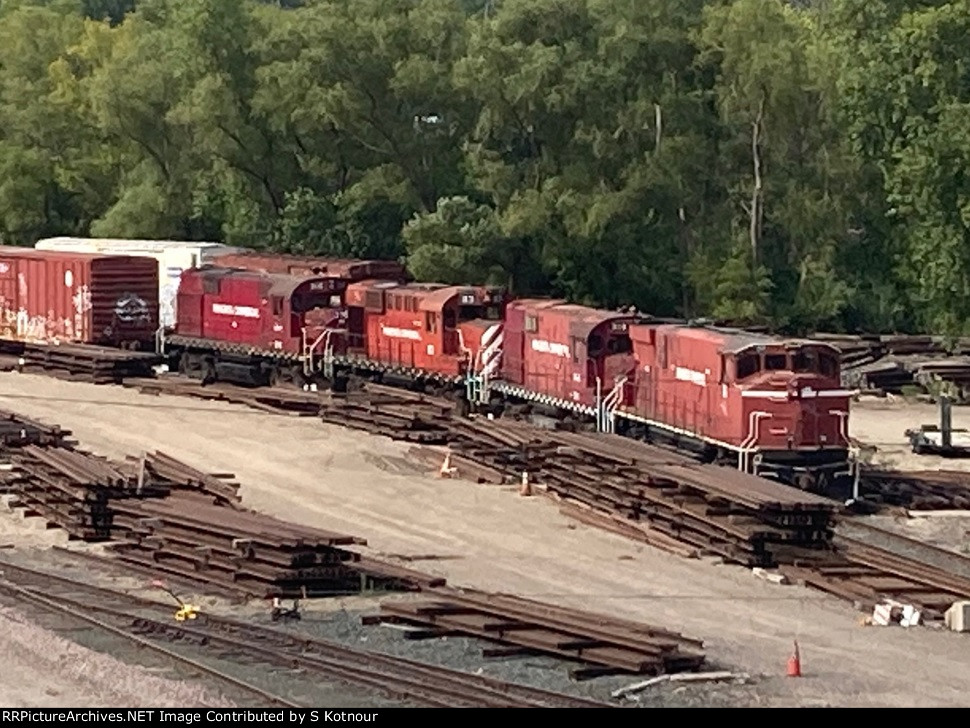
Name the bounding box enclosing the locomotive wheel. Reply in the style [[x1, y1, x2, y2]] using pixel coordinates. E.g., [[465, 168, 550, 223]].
[[794, 473, 820, 493], [201, 360, 217, 386], [266, 367, 280, 388]]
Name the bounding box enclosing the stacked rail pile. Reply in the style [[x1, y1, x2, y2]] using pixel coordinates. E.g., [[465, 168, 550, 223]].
[[123, 376, 322, 416], [779, 535, 970, 620], [320, 385, 455, 443], [18, 342, 161, 383], [111, 497, 444, 598], [0, 408, 444, 596], [0, 445, 168, 539], [122, 450, 243, 507], [368, 588, 705, 680], [815, 333, 970, 397], [860, 469, 970, 510], [441, 419, 839, 567], [111, 497, 364, 597], [0, 408, 76, 448]]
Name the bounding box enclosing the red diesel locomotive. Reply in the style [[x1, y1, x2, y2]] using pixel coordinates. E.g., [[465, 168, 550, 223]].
[[340, 280, 506, 382], [619, 323, 854, 490], [162, 264, 507, 388], [4, 242, 855, 491], [159, 263, 853, 489], [165, 265, 348, 385]]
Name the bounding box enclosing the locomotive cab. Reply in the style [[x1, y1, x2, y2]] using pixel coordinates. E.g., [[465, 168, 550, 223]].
[[281, 279, 344, 339], [732, 342, 851, 487], [585, 320, 636, 403], [455, 287, 506, 371]]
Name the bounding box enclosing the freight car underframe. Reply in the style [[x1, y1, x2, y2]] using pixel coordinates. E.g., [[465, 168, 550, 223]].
[[162, 334, 470, 398]]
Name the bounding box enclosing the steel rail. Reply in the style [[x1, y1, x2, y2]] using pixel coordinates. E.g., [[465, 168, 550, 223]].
[[0, 578, 301, 708], [0, 559, 611, 709]]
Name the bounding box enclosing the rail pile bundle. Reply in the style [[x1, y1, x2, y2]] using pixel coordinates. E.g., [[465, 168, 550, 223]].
[[370, 588, 706, 680], [0, 409, 439, 597], [818, 333, 970, 397]]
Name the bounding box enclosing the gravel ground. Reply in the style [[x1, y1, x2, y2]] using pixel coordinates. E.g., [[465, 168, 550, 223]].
[[0, 545, 775, 708], [0, 603, 236, 707], [3, 375, 970, 707]]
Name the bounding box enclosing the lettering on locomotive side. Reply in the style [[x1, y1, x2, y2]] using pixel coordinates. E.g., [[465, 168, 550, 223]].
[[212, 303, 260, 319], [674, 366, 707, 386], [531, 339, 570, 358], [380, 326, 421, 341]]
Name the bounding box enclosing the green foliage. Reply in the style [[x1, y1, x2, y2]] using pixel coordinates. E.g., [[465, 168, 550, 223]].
[[403, 196, 505, 284], [1, 0, 967, 334]]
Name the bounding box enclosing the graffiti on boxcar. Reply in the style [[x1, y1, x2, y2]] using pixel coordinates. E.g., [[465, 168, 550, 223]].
[[113, 293, 151, 324], [73, 284, 91, 340]]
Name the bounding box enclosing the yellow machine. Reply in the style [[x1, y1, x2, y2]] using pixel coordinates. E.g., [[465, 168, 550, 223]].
[[151, 580, 200, 622]]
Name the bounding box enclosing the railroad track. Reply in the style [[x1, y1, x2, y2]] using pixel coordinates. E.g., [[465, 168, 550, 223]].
[[0, 574, 299, 708], [10, 360, 970, 628], [860, 468, 970, 511], [777, 520, 970, 620], [0, 559, 612, 709]]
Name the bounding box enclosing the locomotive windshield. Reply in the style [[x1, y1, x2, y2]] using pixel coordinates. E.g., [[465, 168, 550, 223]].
[[291, 291, 339, 313], [587, 333, 632, 357], [458, 303, 502, 322], [735, 346, 838, 381], [457, 287, 504, 323]]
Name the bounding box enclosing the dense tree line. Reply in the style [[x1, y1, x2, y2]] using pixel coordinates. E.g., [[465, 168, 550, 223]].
[[1, 0, 968, 334]]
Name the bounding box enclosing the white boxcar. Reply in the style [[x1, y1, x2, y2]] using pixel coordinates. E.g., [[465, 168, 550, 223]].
[[34, 237, 242, 329]]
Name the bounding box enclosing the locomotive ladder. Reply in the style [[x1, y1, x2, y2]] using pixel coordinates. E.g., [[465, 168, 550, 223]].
[[301, 328, 336, 379], [596, 377, 627, 434], [464, 348, 494, 406]]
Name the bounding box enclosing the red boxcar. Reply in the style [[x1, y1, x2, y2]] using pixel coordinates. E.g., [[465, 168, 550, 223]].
[[172, 266, 343, 356], [343, 280, 505, 379], [211, 251, 407, 283], [621, 323, 852, 485], [500, 299, 638, 410], [0, 246, 158, 348]]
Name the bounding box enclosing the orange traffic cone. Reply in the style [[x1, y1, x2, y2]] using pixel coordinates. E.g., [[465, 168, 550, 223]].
[[786, 640, 802, 678], [438, 452, 456, 478], [519, 471, 532, 496]]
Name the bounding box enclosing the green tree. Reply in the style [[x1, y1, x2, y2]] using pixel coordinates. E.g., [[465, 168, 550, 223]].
[[832, 0, 970, 334], [698, 0, 861, 331], [0, 2, 95, 243]]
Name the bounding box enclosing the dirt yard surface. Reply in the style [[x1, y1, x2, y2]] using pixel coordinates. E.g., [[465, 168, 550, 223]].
[[0, 605, 233, 707], [849, 397, 970, 554], [1, 374, 970, 707], [851, 396, 970, 471]]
